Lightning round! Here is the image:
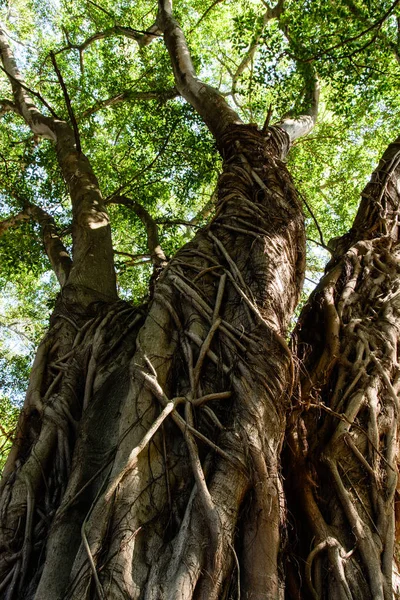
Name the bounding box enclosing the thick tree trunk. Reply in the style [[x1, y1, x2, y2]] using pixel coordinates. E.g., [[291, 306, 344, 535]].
[[0, 124, 305, 599], [286, 138, 400, 599]]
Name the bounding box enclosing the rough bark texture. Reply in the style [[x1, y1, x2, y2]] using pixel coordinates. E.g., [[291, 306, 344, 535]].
[[286, 137, 400, 599], [0, 124, 305, 600], [3, 2, 400, 598]]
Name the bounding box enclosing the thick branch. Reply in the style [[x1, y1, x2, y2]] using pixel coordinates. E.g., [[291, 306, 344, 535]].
[[0, 210, 29, 236], [0, 98, 16, 115], [276, 54, 320, 142], [110, 196, 167, 267], [0, 26, 57, 140], [25, 204, 72, 286], [157, 0, 242, 141], [0, 26, 117, 302], [0, 205, 72, 286]]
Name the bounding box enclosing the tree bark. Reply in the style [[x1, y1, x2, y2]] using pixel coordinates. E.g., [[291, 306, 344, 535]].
[[0, 118, 305, 599], [0, 4, 328, 599], [286, 137, 400, 599]]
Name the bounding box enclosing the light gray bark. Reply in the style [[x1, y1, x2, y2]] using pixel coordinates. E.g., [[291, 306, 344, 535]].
[[0, 25, 117, 303]]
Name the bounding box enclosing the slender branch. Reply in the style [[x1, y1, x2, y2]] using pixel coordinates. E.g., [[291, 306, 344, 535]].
[[343, 0, 400, 65], [87, 0, 115, 20], [54, 25, 161, 56], [79, 87, 178, 119], [110, 196, 167, 267], [106, 119, 178, 198], [300, 190, 328, 250], [189, 0, 226, 32], [50, 52, 81, 152], [297, 0, 400, 63], [232, 0, 284, 90], [0, 65, 59, 121]]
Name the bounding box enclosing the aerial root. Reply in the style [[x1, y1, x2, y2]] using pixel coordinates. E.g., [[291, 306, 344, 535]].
[[183, 402, 221, 557], [82, 514, 106, 600], [305, 537, 353, 600], [18, 475, 34, 593]]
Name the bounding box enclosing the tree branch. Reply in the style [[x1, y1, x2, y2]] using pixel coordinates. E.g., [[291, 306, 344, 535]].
[[296, 0, 400, 63], [79, 87, 178, 119], [0, 98, 17, 116], [0, 210, 30, 236], [0, 204, 72, 286], [274, 22, 320, 142], [50, 52, 81, 152], [156, 0, 242, 142], [343, 0, 400, 66], [0, 27, 58, 140], [277, 67, 320, 142], [25, 204, 72, 286], [189, 0, 226, 32], [109, 196, 167, 268], [54, 24, 162, 67], [232, 0, 285, 91], [0, 25, 117, 302]]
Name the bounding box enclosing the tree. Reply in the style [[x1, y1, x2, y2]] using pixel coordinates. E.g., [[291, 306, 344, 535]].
[[0, 0, 399, 598]]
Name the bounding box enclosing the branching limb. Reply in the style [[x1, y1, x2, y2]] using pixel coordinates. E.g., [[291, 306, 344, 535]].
[[0, 25, 57, 140], [50, 52, 81, 152], [232, 0, 284, 92], [0, 24, 117, 301], [25, 204, 72, 286], [157, 0, 242, 141], [55, 25, 162, 57], [110, 195, 167, 268], [79, 87, 178, 119], [276, 63, 320, 142], [0, 204, 72, 285]]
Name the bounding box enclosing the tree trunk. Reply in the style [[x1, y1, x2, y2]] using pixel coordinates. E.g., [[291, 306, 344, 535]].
[[2, 3, 399, 598], [0, 124, 305, 600], [285, 137, 400, 599]]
